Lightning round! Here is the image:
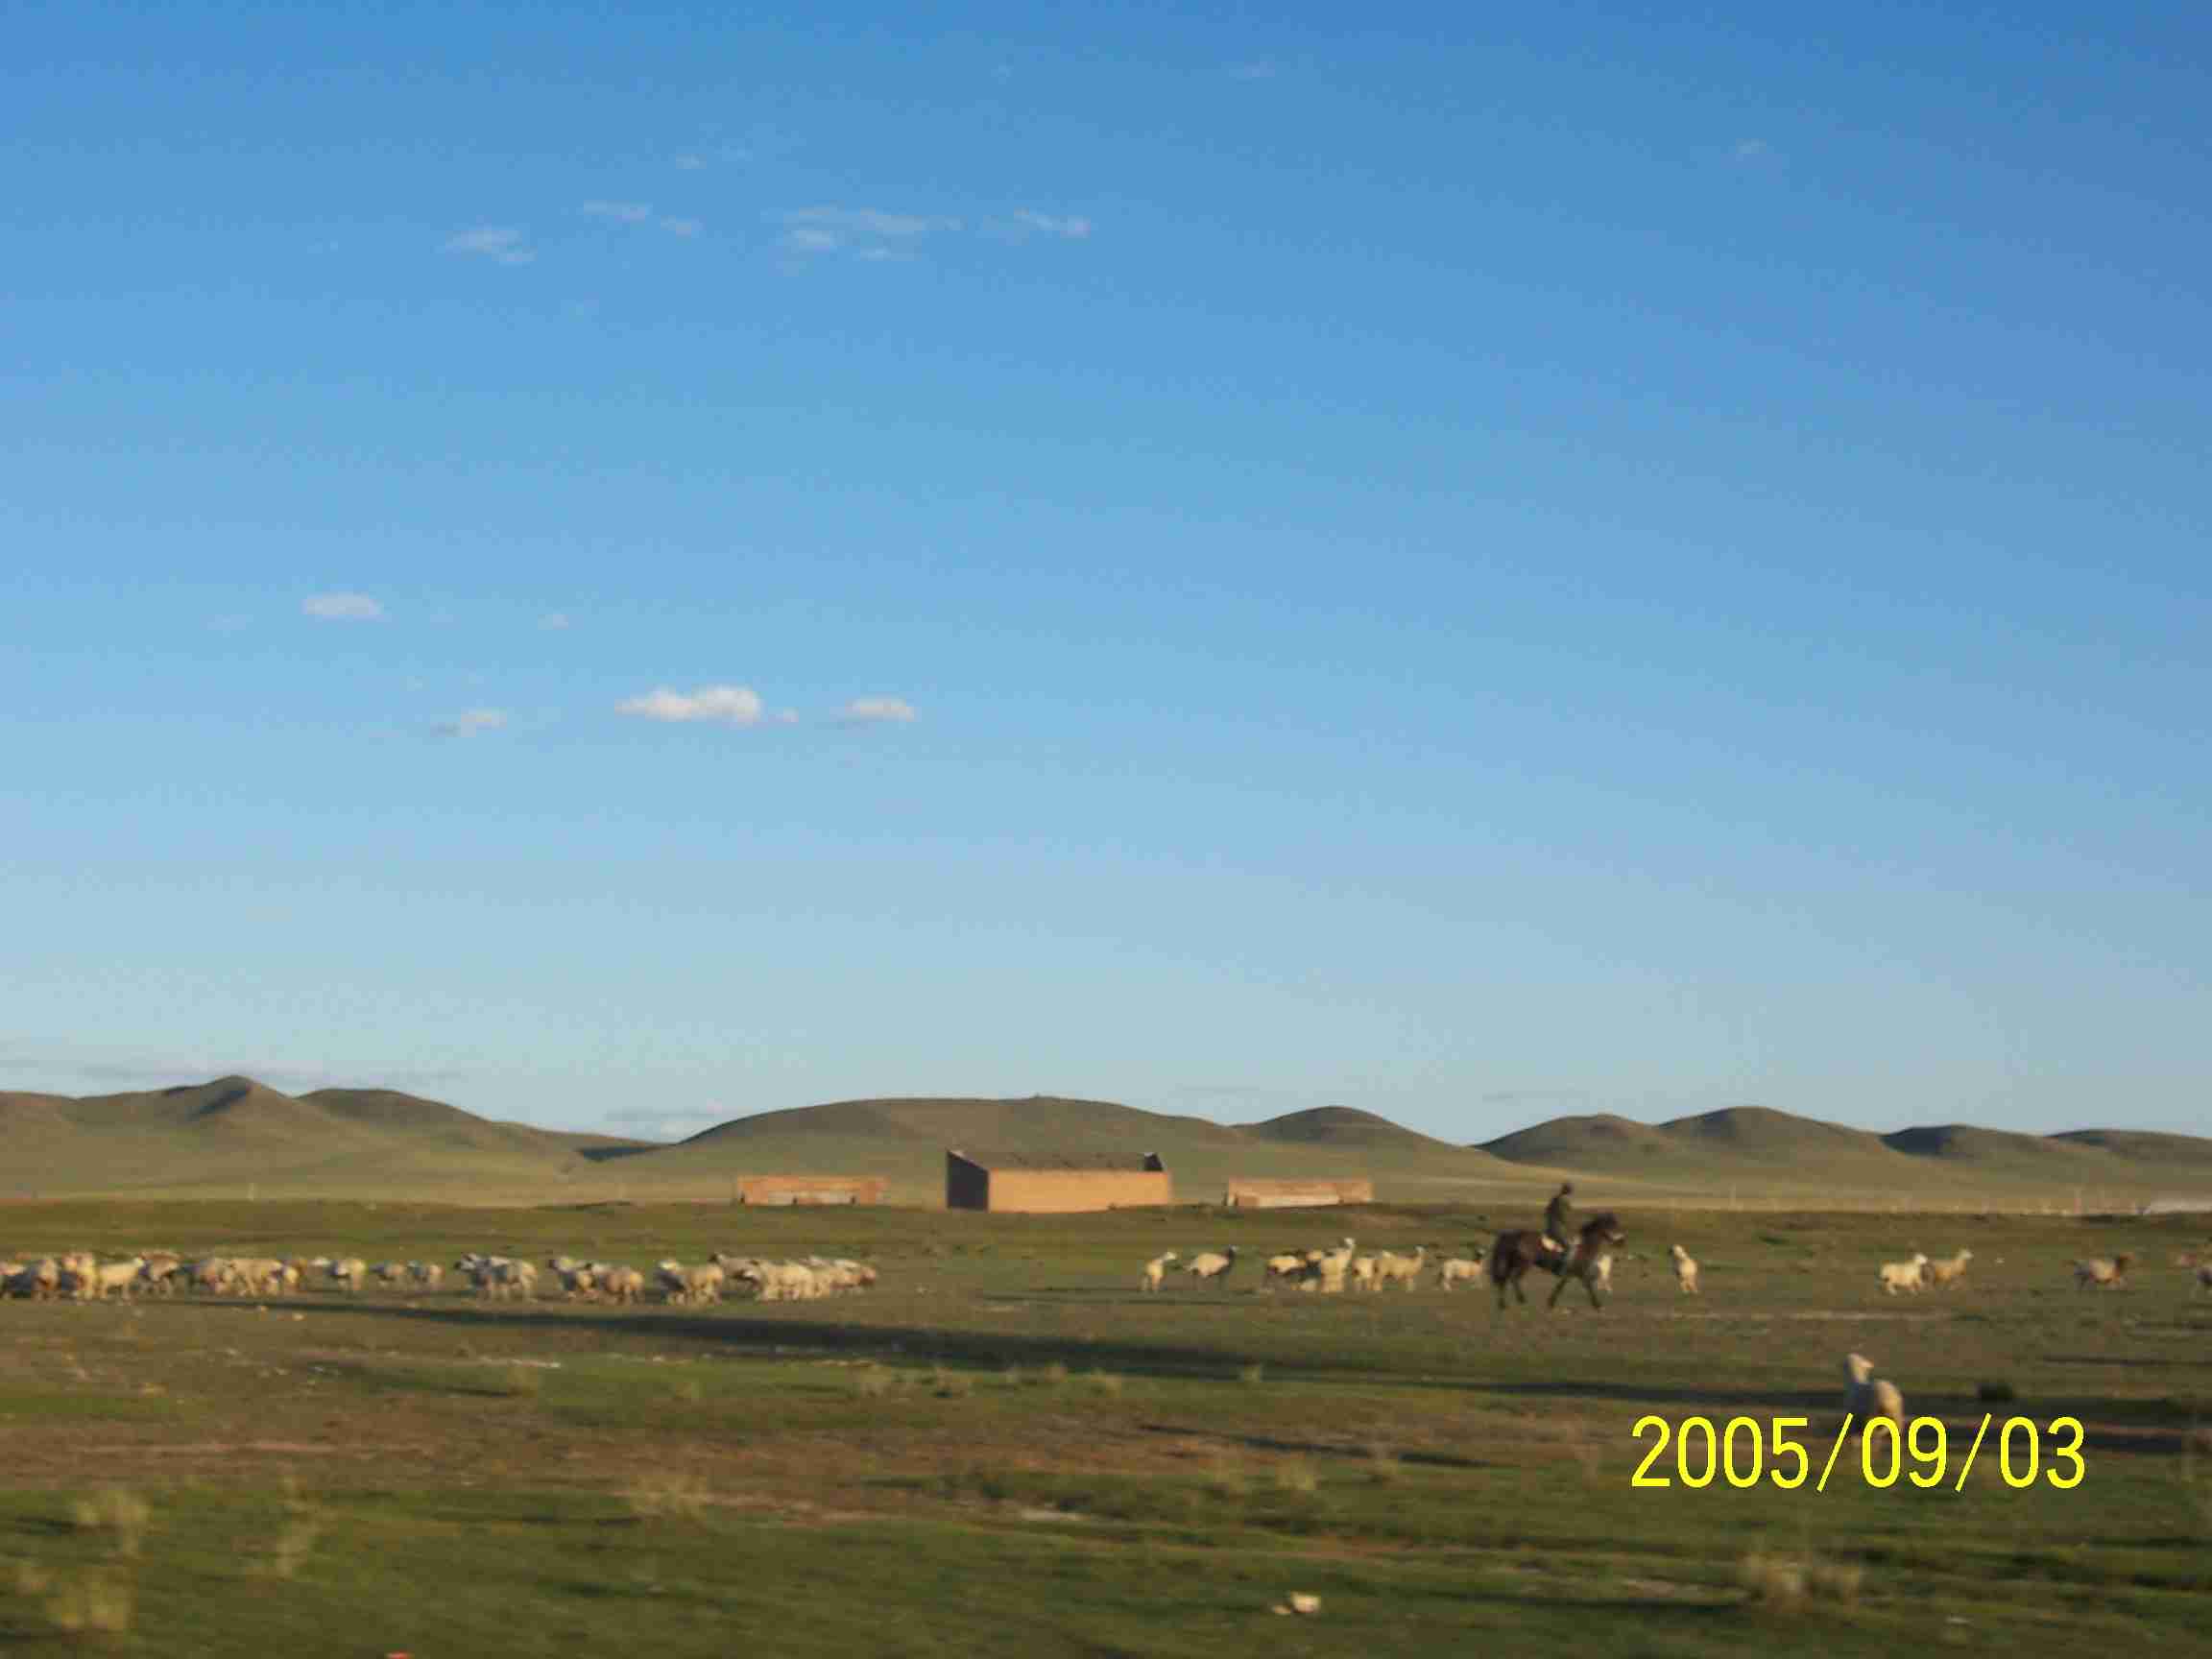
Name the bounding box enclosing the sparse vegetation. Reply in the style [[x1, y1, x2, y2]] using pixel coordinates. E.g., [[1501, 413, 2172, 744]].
[[0, 1198, 2207, 1654]]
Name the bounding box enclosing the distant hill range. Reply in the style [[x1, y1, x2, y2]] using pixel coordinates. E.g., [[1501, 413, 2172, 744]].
[[1478, 1104, 2212, 1201], [1, 1076, 2203, 1209]]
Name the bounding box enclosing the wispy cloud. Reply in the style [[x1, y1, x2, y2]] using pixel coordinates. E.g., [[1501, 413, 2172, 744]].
[[616, 684, 794, 727], [443, 225, 535, 265], [1731, 137, 1781, 166], [777, 205, 959, 261], [208, 613, 251, 635], [1007, 210, 1093, 241], [582, 202, 702, 237], [1228, 59, 1280, 82], [302, 591, 384, 622], [541, 612, 571, 631], [431, 708, 508, 738], [833, 696, 919, 726]]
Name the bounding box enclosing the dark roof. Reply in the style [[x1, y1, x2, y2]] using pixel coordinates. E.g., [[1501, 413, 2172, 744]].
[[948, 1146, 1167, 1172]]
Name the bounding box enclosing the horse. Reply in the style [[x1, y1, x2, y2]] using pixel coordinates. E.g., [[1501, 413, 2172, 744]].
[[1487, 1213, 1627, 1310]]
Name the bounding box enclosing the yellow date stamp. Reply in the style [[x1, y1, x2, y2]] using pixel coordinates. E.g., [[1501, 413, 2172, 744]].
[[1628, 1412, 2085, 1492]]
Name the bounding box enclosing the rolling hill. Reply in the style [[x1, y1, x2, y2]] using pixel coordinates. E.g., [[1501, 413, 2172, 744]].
[[5, 1073, 2203, 1210], [606, 1094, 1527, 1205], [1479, 1103, 2212, 1206]]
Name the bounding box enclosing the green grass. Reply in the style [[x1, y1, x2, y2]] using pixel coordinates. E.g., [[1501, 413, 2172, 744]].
[[2, 1200, 2209, 1654]]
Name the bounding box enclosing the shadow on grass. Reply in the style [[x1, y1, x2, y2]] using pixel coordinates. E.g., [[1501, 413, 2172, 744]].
[[122, 1299, 2209, 1450]]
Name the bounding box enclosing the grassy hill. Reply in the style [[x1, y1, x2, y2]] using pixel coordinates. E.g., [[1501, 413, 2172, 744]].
[[1479, 1102, 2211, 1208], [0, 1076, 613, 1203], [605, 1095, 1530, 1206], [1238, 1105, 1455, 1151], [8, 1073, 2203, 1211]]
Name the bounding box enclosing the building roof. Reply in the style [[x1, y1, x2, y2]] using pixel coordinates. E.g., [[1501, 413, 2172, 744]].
[[948, 1146, 1167, 1172]]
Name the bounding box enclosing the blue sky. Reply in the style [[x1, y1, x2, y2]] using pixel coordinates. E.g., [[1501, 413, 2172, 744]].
[[6, 3, 2207, 1142]]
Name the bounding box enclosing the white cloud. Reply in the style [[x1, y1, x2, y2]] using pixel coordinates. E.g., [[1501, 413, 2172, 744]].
[[616, 684, 770, 726], [835, 696, 919, 726], [1010, 210, 1093, 240], [432, 708, 508, 737], [541, 612, 571, 630], [1228, 59, 1280, 81], [208, 613, 251, 634], [443, 225, 535, 265], [777, 205, 958, 260], [674, 153, 706, 171], [584, 203, 702, 238], [1733, 137, 1775, 163], [302, 591, 384, 621]]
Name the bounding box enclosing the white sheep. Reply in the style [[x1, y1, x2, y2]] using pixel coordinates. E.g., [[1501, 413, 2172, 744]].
[[655, 1260, 724, 1306], [1374, 1246, 1427, 1291], [1590, 1251, 1615, 1294], [1182, 1246, 1238, 1288], [1842, 1352, 1904, 1434], [1313, 1238, 1356, 1295], [88, 1257, 148, 1301], [406, 1262, 444, 1291], [1876, 1252, 1930, 1295], [1140, 1251, 1179, 1292], [2072, 1254, 2131, 1290], [325, 1257, 369, 1295], [1433, 1251, 1485, 1292], [1924, 1248, 1974, 1289], [1669, 1243, 1700, 1295], [596, 1265, 646, 1305], [1348, 1254, 1381, 1293]]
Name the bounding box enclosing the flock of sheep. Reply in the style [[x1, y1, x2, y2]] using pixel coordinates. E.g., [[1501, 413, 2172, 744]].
[[0, 1248, 880, 1307], [1139, 1236, 1708, 1298]]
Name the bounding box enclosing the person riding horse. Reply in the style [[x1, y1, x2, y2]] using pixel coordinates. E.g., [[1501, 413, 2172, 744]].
[[1542, 1182, 1575, 1269]]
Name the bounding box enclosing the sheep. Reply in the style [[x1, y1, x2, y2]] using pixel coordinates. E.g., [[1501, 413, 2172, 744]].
[[2072, 1253, 2132, 1290], [406, 1262, 444, 1292], [595, 1265, 646, 1305], [1669, 1243, 1700, 1295], [136, 1253, 182, 1295], [1140, 1251, 1179, 1292], [1374, 1246, 1427, 1291], [88, 1257, 148, 1301], [1348, 1254, 1381, 1293], [14, 1259, 62, 1300], [2195, 1262, 2212, 1297], [1182, 1246, 1238, 1288], [1877, 1252, 1930, 1295], [655, 1260, 724, 1306], [369, 1262, 409, 1288], [1842, 1352, 1905, 1434], [1590, 1251, 1615, 1294], [325, 1257, 369, 1295], [1433, 1252, 1485, 1292], [1312, 1237, 1356, 1295], [1924, 1248, 1974, 1289], [1260, 1251, 1310, 1289]]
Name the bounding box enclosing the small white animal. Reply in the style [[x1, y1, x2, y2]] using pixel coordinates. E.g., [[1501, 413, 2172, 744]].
[[1668, 1243, 1699, 1295], [1877, 1253, 1930, 1295], [1842, 1352, 1904, 1432]]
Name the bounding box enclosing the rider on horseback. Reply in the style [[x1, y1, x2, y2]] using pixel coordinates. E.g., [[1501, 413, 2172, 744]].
[[1543, 1182, 1575, 1270]]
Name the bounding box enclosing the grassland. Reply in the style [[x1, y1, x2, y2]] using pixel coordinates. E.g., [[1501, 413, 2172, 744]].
[[3, 1199, 2209, 1655]]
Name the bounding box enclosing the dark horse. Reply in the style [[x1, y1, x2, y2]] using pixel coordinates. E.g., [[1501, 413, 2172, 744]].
[[1488, 1213, 1627, 1310]]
